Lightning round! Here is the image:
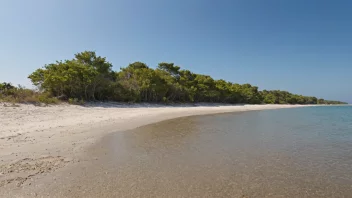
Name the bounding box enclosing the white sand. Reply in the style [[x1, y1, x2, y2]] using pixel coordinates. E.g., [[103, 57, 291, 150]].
[[0, 103, 308, 188]]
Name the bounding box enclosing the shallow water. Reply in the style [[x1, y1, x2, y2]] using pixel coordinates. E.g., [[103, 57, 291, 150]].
[[37, 106, 352, 197]]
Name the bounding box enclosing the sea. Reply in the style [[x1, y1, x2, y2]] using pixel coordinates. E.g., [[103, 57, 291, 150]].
[[42, 106, 352, 197]]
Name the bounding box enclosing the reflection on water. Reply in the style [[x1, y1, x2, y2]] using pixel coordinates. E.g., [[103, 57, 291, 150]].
[[57, 107, 352, 197]]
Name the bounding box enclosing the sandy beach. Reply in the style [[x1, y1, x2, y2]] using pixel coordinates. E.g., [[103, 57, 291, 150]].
[[0, 103, 307, 196]]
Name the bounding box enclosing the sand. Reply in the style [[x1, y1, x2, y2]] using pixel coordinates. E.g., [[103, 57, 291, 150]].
[[0, 102, 308, 194]]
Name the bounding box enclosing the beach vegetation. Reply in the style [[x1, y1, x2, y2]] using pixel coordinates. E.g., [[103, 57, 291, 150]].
[[5, 51, 346, 105], [0, 82, 59, 104]]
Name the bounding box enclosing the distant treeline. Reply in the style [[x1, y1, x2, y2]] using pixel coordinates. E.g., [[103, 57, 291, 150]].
[[0, 51, 347, 105]]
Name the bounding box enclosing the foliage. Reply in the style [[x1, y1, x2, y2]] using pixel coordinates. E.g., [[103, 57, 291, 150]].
[[28, 51, 114, 101], [68, 98, 85, 105], [24, 51, 347, 105], [0, 82, 59, 104], [261, 90, 318, 105], [38, 92, 60, 104]]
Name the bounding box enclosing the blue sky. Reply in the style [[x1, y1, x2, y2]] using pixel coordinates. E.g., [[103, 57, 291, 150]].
[[1, 0, 351, 102]]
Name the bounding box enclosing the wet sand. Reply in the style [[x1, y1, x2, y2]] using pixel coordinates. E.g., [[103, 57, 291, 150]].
[[0, 103, 304, 195], [4, 108, 352, 197]]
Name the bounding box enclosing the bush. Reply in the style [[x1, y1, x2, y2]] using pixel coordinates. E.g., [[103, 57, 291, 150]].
[[0, 85, 37, 103], [38, 93, 59, 104], [162, 97, 167, 103], [0, 82, 59, 104], [68, 98, 85, 105]]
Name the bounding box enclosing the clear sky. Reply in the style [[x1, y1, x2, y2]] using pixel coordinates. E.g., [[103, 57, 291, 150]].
[[1, 0, 351, 102]]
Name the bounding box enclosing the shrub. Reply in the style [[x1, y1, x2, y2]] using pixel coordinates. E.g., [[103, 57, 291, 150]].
[[68, 98, 85, 105], [0, 82, 59, 104], [38, 93, 59, 104]]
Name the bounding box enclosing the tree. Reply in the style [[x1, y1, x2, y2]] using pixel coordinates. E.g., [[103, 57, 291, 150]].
[[28, 51, 113, 100], [27, 51, 347, 105]]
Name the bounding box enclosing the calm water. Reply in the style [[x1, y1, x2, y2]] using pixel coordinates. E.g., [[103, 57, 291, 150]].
[[50, 106, 352, 197]]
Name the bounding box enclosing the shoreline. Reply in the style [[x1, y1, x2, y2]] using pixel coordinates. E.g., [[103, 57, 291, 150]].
[[0, 103, 311, 192]]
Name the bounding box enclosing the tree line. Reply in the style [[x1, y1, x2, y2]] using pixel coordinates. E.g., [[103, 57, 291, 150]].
[[1, 51, 346, 105]]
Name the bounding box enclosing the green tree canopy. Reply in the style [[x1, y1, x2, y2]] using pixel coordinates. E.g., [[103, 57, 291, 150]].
[[26, 51, 347, 105]]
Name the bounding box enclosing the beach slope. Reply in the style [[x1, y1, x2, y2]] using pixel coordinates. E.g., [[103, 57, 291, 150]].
[[0, 103, 307, 191]]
